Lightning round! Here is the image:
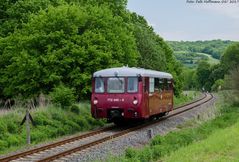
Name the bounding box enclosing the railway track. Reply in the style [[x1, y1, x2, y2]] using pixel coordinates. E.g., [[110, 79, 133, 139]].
[[0, 93, 213, 162]]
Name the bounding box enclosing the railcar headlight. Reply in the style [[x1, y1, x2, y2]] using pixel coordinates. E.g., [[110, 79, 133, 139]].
[[133, 99, 138, 105], [93, 99, 98, 105]]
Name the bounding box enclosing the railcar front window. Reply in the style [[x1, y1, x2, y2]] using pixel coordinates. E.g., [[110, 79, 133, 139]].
[[127, 77, 138, 93], [95, 78, 104, 93], [107, 78, 125, 93]]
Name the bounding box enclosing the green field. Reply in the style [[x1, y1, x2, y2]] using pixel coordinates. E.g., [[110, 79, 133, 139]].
[[198, 52, 220, 64], [174, 51, 220, 68]]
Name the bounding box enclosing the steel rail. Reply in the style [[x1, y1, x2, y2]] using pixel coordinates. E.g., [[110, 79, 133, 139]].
[[37, 93, 213, 162], [0, 126, 115, 162], [0, 93, 212, 162]]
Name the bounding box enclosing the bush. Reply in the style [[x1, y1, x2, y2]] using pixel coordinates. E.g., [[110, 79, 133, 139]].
[[75, 117, 90, 131], [6, 135, 22, 147], [31, 129, 48, 143], [0, 140, 8, 151], [70, 104, 80, 114], [49, 84, 75, 108], [125, 147, 138, 159], [6, 121, 18, 134], [34, 112, 51, 125], [0, 120, 7, 136], [150, 135, 162, 146], [211, 79, 224, 92]]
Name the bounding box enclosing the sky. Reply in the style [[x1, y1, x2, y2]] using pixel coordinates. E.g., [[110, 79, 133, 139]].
[[127, 0, 239, 41]]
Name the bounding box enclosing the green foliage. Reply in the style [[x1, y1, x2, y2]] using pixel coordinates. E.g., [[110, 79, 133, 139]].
[[49, 84, 75, 108], [0, 0, 183, 101], [125, 147, 138, 159], [221, 42, 239, 72], [220, 42, 239, 104], [174, 51, 209, 66], [196, 61, 212, 90], [0, 0, 62, 37], [70, 104, 80, 114], [0, 140, 8, 151], [173, 91, 200, 107], [185, 62, 227, 92], [171, 41, 237, 91], [131, 14, 166, 71], [164, 119, 239, 162], [181, 68, 197, 90], [31, 128, 49, 143], [129, 13, 183, 95], [224, 68, 239, 105], [0, 3, 139, 100], [0, 120, 7, 134], [211, 79, 224, 92], [168, 40, 234, 60], [6, 135, 23, 147]]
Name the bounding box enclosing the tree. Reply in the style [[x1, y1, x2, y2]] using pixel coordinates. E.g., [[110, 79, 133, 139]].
[[182, 68, 197, 90], [221, 42, 239, 72], [0, 0, 62, 37], [224, 66, 239, 104], [0, 0, 184, 101], [0, 4, 138, 99], [211, 79, 224, 92], [196, 61, 212, 91], [130, 13, 183, 96]]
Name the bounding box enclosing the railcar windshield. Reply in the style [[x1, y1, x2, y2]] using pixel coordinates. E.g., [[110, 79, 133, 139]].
[[107, 77, 125, 93], [127, 77, 138, 93], [95, 78, 104, 93]]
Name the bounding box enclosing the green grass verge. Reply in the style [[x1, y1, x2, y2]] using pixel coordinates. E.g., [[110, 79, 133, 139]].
[[164, 120, 239, 162], [174, 91, 201, 107], [106, 105, 239, 162], [0, 103, 106, 154]]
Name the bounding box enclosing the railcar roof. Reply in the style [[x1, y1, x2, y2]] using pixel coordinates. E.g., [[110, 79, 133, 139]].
[[93, 67, 173, 79]]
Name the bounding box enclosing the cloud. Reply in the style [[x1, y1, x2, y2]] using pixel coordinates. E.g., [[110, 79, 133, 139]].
[[191, 2, 239, 19]]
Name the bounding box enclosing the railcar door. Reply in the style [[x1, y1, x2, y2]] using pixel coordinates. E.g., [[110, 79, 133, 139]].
[[142, 77, 150, 118], [148, 78, 161, 116]]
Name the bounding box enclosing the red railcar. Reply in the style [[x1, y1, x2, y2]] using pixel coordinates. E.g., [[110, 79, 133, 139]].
[[91, 67, 174, 125]]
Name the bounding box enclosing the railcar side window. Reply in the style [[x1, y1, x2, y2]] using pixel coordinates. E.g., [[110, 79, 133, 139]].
[[164, 79, 169, 90], [159, 79, 164, 91], [167, 80, 172, 90], [154, 78, 159, 92], [127, 77, 138, 93], [95, 78, 104, 93], [107, 77, 125, 93], [149, 78, 154, 93]]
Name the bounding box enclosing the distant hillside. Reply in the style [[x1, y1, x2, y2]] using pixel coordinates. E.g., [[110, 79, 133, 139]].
[[174, 51, 220, 68], [167, 40, 235, 67]]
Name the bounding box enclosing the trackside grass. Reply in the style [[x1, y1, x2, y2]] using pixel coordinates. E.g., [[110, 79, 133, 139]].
[[174, 91, 201, 107], [0, 103, 106, 154], [163, 120, 239, 162], [106, 105, 239, 162], [0, 92, 199, 155]]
